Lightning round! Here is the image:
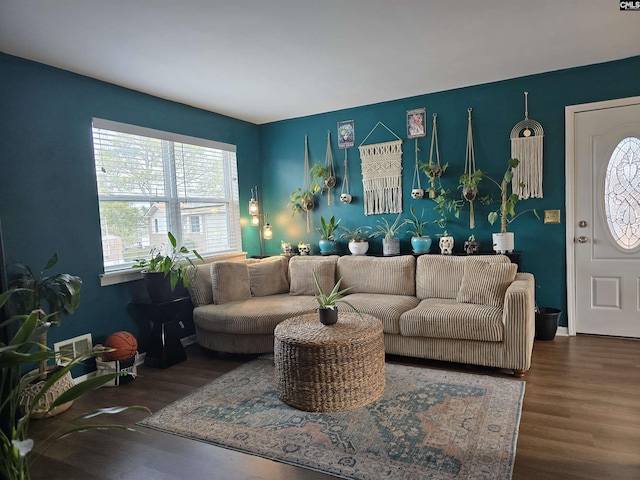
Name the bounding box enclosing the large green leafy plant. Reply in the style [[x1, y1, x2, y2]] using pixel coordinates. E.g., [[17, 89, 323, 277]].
[[0, 290, 149, 480], [8, 253, 82, 379]]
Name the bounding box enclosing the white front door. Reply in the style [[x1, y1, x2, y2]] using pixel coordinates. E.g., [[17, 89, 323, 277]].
[[568, 97, 640, 337]]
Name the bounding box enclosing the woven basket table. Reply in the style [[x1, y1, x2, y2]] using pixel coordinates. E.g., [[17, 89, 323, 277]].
[[274, 312, 385, 412]]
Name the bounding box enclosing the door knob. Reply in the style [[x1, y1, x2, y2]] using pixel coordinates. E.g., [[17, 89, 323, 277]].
[[578, 236, 588, 243]]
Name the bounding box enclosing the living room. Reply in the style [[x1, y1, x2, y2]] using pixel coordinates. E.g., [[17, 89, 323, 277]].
[[1, 2, 639, 479]]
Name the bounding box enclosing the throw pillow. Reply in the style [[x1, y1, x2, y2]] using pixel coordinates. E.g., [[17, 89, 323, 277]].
[[456, 257, 517, 308], [210, 261, 251, 304], [187, 263, 213, 307], [289, 256, 338, 296], [248, 257, 289, 297]]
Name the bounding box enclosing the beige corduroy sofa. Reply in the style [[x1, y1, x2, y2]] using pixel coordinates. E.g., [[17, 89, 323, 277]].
[[187, 254, 535, 376]]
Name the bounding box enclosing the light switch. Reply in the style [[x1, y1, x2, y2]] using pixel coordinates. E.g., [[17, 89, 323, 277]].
[[544, 209, 561, 224]]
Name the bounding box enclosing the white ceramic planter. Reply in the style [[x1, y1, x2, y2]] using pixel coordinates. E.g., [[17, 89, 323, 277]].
[[439, 236, 454, 255], [492, 232, 515, 253], [348, 240, 369, 255]]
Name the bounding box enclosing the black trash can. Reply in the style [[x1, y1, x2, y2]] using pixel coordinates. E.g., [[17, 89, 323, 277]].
[[535, 307, 562, 341]]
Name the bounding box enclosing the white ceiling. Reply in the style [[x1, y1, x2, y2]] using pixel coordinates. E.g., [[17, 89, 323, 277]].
[[1, 1, 639, 124]]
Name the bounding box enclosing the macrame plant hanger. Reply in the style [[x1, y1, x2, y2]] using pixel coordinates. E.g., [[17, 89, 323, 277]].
[[411, 138, 423, 195], [510, 92, 544, 198], [427, 113, 442, 199], [324, 131, 336, 205], [358, 122, 403, 215], [340, 149, 350, 200], [302, 134, 312, 232], [464, 108, 478, 229]]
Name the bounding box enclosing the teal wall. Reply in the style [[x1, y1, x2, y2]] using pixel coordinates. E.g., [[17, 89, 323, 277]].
[[0, 53, 261, 353], [260, 56, 640, 326]]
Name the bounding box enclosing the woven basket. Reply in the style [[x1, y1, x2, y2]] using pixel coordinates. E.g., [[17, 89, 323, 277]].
[[274, 312, 385, 412], [20, 368, 75, 418]]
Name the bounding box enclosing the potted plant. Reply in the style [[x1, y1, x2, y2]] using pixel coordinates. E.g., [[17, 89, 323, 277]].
[[405, 206, 432, 254], [7, 253, 83, 417], [436, 230, 454, 255], [483, 158, 539, 253], [370, 213, 405, 256], [420, 162, 448, 199], [0, 289, 149, 479], [133, 231, 203, 303], [312, 270, 360, 325], [316, 216, 341, 255], [339, 226, 371, 255], [310, 162, 336, 189], [464, 234, 481, 254]]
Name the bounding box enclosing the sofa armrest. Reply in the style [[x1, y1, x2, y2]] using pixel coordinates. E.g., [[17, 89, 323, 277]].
[[501, 272, 536, 372]]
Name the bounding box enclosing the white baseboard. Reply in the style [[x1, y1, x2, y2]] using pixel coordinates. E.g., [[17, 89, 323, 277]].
[[556, 326, 569, 336]]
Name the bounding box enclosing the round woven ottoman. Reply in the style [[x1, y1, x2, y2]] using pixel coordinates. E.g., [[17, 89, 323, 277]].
[[274, 312, 385, 412]]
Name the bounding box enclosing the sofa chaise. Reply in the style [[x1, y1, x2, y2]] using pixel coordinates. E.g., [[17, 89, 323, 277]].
[[187, 254, 535, 376]]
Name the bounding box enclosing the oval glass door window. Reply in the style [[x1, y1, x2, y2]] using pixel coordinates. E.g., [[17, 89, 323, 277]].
[[604, 136, 640, 250]]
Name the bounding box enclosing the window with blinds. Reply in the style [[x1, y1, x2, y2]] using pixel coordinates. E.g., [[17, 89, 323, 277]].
[[92, 118, 241, 272]]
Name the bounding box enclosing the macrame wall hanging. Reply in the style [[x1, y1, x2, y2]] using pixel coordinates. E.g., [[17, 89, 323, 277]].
[[358, 122, 403, 215], [427, 113, 443, 199], [510, 92, 544, 199], [324, 131, 337, 205], [463, 108, 479, 229]]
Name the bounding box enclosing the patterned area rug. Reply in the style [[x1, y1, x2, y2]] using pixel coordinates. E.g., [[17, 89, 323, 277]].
[[139, 356, 524, 480]]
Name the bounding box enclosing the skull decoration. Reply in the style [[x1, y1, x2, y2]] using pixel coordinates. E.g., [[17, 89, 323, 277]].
[[439, 236, 454, 255], [298, 243, 311, 255], [281, 242, 292, 256], [340, 193, 352, 204], [411, 188, 425, 199]]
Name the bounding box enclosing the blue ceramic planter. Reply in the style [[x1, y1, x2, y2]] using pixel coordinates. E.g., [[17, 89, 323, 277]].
[[318, 239, 337, 255], [411, 236, 432, 254]]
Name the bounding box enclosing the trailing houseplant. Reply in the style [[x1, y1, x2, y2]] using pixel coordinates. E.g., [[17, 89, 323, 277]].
[[339, 226, 371, 255], [0, 289, 149, 480], [370, 213, 406, 256], [312, 270, 360, 325], [132, 231, 203, 302], [482, 158, 539, 253], [405, 206, 432, 254]]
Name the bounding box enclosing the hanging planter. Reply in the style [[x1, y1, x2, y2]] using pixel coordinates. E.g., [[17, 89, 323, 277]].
[[288, 135, 322, 232], [460, 108, 481, 229], [421, 113, 447, 199], [324, 131, 337, 204], [411, 138, 425, 199]]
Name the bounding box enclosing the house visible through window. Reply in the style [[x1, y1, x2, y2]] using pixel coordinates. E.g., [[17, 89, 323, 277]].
[[92, 118, 242, 272]]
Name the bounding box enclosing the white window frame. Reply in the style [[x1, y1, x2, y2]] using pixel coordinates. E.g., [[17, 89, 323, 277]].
[[92, 118, 243, 285]]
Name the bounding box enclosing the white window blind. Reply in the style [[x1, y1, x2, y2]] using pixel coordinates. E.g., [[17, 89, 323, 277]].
[[92, 118, 241, 272]]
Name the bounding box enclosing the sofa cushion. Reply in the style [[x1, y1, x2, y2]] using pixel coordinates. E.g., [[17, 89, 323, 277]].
[[210, 261, 251, 304], [399, 298, 504, 341], [338, 293, 420, 334], [193, 294, 318, 335], [187, 263, 214, 307], [248, 256, 289, 297], [416, 254, 511, 300], [289, 255, 338, 296], [337, 255, 416, 296], [456, 257, 518, 308]]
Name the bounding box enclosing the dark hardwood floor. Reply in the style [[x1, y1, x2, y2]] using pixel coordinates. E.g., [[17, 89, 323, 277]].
[[27, 335, 640, 480]]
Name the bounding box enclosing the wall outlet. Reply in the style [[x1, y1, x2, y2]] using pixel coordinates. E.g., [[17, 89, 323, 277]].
[[544, 209, 561, 224]]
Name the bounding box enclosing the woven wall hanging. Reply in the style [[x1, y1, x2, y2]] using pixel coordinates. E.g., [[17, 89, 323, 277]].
[[358, 122, 403, 215], [510, 92, 544, 199]]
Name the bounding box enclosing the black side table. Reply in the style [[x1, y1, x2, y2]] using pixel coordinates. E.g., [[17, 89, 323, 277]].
[[130, 297, 191, 368]]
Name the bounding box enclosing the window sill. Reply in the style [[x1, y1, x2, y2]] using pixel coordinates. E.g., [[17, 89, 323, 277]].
[[99, 252, 248, 287]]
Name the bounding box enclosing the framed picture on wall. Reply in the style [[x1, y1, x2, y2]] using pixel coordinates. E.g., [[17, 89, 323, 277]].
[[337, 120, 355, 149], [406, 108, 426, 139]]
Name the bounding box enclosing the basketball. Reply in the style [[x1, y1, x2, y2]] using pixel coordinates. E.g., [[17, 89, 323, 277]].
[[104, 331, 138, 361]]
